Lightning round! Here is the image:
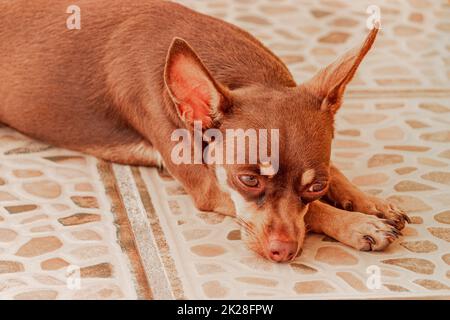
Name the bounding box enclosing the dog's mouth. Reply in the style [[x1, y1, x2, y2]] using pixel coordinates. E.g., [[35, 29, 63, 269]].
[[261, 245, 302, 263], [241, 229, 304, 263]]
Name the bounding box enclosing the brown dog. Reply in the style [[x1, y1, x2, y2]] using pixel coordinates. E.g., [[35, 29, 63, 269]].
[[0, 0, 409, 262]]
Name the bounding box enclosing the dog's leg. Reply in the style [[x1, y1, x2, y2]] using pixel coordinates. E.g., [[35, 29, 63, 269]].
[[326, 164, 410, 229], [83, 139, 163, 167], [305, 201, 401, 251]]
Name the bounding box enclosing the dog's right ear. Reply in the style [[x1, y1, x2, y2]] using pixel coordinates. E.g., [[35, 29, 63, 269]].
[[164, 38, 231, 129], [304, 25, 379, 114]]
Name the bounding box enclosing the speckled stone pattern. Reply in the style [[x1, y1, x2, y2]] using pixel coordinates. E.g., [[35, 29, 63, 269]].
[[0, 127, 138, 299], [1, 0, 449, 300]]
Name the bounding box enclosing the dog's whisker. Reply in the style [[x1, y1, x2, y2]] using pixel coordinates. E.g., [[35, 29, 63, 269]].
[[236, 217, 254, 230], [235, 219, 256, 236]]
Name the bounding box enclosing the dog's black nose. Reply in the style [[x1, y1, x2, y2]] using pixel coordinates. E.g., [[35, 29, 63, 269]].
[[268, 240, 298, 262]]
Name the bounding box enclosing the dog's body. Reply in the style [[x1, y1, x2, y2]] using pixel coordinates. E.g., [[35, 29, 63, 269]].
[[1, 0, 408, 262], [0, 0, 291, 152]]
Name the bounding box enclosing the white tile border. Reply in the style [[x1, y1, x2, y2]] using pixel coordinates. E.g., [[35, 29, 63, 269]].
[[112, 164, 174, 300]]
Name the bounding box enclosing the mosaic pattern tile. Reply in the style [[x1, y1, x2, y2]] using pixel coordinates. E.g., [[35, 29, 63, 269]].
[[181, 0, 449, 89], [1, 0, 449, 299], [0, 126, 139, 299]]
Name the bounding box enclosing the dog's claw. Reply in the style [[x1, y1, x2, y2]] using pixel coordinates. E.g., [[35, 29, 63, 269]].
[[388, 205, 411, 226], [384, 219, 398, 227], [336, 194, 410, 230], [346, 214, 407, 251], [363, 235, 376, 244], [384, 232, 397, 241], [385, 227, 403, 240], [361, 235, 376, 251], [403, 213, 411, 224]]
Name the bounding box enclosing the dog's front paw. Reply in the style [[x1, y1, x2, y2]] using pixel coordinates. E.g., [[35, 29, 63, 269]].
[[344, 214, 402, 251], [339, 193, 410, 230]]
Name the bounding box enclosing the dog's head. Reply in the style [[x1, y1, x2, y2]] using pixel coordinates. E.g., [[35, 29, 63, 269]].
[[164, 27, 378, 262]]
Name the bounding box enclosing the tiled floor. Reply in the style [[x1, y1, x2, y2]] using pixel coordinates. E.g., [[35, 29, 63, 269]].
[[0, 130, 137, 299], [0, 0, 449, 299]]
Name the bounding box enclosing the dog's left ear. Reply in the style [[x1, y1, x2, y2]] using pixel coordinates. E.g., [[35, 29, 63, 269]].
[[164, 38, 231, 129], [305, 26, 379, 114]]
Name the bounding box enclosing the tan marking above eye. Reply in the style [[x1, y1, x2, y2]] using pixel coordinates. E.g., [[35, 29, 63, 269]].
[[301, 169, 315, 186], [259, 161, 276, 177]]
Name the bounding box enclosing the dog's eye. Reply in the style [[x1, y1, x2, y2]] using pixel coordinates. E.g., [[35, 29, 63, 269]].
[[307, 182, 327, 193], [238, 175, 260, 188], [301, 181, 328, 203]]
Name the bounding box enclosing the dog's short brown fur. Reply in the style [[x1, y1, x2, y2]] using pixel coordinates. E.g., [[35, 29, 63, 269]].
[[0, 0, 409, 262]]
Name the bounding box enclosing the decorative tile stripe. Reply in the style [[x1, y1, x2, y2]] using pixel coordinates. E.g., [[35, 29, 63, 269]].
[[97, 161, 153, 300], [131, 167, 186, 300], [112, 165, 175, 299]]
